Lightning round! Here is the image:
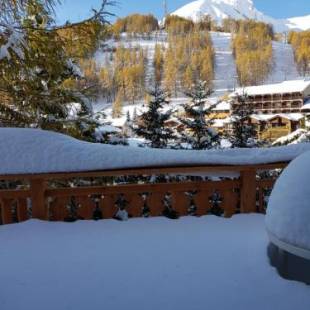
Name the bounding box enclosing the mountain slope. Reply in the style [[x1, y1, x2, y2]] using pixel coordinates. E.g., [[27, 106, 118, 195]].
[[286, 15, 310, 31], [172, 0, 309, 32], [210, 32, 238, 95]]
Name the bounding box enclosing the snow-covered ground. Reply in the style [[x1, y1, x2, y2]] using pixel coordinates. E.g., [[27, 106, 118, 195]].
[[211, 32, 238, 95], [1, 215, 310, 310]]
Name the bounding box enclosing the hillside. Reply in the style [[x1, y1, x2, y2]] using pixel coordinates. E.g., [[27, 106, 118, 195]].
[[287, 15, 310, 31], [171, 0, 310, 32], [96, 31, 302, 98]]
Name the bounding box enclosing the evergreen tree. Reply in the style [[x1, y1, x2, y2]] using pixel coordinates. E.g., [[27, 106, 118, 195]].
[[229, 92, 258, 148], [126, 110, 131, 122], [0, 0, 111, 141], [133, 107, 138, 121], [178, 81, 219, 150], [133, 88, 174, 148]]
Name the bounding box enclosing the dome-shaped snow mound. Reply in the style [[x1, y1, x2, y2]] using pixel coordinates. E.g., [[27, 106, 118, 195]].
[[266, 151, 310, 258]]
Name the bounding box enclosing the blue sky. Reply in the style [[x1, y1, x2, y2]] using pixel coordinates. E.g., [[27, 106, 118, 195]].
[[55, 0, 310, 24]]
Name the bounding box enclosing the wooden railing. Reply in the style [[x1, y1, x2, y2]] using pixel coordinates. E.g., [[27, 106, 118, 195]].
[[0, 163, 287, 225]]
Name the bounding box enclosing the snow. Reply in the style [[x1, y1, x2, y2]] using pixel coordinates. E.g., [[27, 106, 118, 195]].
[[93, 29, 304, 117], [0, 27, 24, 61], [66, 59, 83, 78], [266, 41, 302, 84], [232, 80, 310, 97], [266, 151, 310, 255], [301, 102, 310, 111], [1, 128, 310, 175], [171, 0, 296, 32], [211, 32, 238, 95], [96, 124, 121, 134], [287, 15, 310, 31], [1, 215, 310, 310], [272, 129, 310, 146], [212, 100, 231, 111], [250, 113, 304, 122], [212, 118, 230, 128]]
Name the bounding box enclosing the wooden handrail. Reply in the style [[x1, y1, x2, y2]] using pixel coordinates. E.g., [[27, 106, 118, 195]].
[[0, 162, 288, 180], [0, 162, 287, 225]]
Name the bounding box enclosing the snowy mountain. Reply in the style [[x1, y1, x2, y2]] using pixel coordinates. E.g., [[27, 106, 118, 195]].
[[171, 0, 310, 32], [286, 15, 310, 31]]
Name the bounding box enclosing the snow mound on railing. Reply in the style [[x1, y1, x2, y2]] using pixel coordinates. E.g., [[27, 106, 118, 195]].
[[1, 128, 310, 175], [266, 151, 310, 253]]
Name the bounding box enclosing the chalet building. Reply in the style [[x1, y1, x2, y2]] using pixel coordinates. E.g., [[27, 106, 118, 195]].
[[225, 113, 305, 142], [250, 113, 305, 141], [231, 80, 310, 114]]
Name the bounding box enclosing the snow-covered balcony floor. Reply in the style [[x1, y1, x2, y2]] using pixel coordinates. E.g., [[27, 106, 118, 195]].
[[1, 216, 310, 310]]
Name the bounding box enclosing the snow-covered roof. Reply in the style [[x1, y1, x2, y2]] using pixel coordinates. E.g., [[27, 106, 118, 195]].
[[1, 128, 310, 175], [212, 118, 231, 128], [232, 80, 310, 97], [266, 151, 310, 257], [212, 101, 231, 111], [250, 113, 304, 122]]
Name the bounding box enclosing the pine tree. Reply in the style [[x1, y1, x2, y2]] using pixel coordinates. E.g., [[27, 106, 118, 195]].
[[229, 92, 258, 148], [178, 81, 219, 150], [133, 107, 138, 121], [133, 88, 174, 148], [0, 0, 112, 141], [126, 110, 131, 122]]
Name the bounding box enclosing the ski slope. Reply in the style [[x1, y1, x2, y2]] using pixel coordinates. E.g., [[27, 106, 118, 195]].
[[266, 41, 302, 84], [211, 32, 238, 96], [210, 32, 302, 92]]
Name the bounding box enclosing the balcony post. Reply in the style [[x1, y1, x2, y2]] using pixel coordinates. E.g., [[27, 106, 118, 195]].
[[240, 169, 257, 213], [30, 179, 47, 220], [0, 199, 13, 224]]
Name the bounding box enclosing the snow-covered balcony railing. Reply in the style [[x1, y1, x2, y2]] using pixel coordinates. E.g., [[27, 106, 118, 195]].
[[1, 128, 310, 225]]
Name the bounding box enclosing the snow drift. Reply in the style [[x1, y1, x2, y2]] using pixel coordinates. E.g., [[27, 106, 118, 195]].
[[1, 128, 310, 175], [266, 151, 310, 256]]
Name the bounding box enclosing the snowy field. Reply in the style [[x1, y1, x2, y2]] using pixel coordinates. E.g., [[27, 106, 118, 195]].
[[1, 215, 310, 310]]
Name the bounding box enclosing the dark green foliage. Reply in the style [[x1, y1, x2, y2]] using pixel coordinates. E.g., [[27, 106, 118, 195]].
[[0, 0, 112, 141], [229, 92, 258, 148], [133, 88, 175, 148], [178, 81, 220, 150]]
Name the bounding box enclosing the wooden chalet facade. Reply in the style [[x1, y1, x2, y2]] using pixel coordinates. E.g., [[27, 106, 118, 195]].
[[249, 114, 305, 141]]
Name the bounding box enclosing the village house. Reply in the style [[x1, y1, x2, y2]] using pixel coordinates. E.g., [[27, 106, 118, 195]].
[[248, 113, 305, 141], [231, 80, 310, 114], [215, 80, 310, 141]]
